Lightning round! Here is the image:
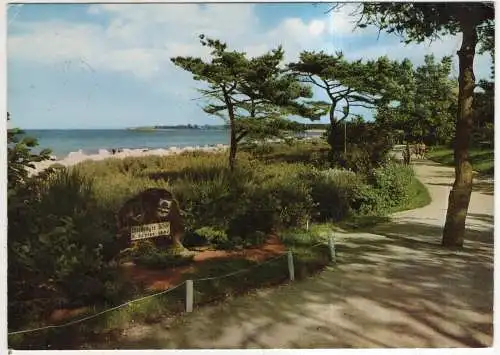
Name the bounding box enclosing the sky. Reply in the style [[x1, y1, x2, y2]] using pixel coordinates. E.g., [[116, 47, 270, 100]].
[[7, 2, 493, 129]]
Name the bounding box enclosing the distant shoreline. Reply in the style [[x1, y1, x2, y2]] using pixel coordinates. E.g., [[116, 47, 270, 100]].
[[30, 144, 231, 176], [30, 136, 324, 176], [128, 126, 328, 133], [127, 125, 229, 131]]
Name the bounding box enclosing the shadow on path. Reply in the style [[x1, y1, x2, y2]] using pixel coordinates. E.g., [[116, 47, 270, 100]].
[[91, 160, 494, 349], [104, 218, 493, 349]]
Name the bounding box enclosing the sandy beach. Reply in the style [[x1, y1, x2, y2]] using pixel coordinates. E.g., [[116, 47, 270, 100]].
[[30, 144, 230, 176]]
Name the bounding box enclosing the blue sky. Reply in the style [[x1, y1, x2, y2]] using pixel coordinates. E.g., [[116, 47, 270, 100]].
[[7, 3, 493, 129]]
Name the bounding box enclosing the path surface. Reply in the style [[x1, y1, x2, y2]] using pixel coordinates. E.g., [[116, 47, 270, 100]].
[[110, 160, 495, 349]]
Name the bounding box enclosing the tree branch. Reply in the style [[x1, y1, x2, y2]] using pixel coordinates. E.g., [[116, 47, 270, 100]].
[[236, 130, 249, 142], [349, 103, 378, 109], [308, 75, 327, 89]]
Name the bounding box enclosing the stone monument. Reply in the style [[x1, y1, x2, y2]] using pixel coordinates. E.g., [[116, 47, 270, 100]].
[[117, 188, 184, 249]]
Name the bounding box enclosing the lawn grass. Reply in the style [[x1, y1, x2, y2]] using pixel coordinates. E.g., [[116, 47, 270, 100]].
[[335, 177, 431, 232], [391, 178, 432, 213], [426, 146, 494, 176]]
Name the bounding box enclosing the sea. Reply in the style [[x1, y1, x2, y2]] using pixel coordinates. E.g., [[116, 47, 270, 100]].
[[24, 129, 325, 159], [24, 129, 231, 159]]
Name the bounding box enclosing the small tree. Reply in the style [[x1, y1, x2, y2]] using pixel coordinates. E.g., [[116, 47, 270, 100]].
[[472, 79, 494, 147], [352, 2, 494, 247], [7, 112, 51, 192], [171, 36, 323, 170], [288, 51, 410, 151], [376, 55, 457, 146]]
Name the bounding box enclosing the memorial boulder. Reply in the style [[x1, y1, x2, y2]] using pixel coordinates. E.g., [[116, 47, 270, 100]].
[[117, 188, 184, 249]]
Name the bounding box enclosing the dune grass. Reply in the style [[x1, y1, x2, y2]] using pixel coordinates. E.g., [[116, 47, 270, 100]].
[[427, 146, 494, 176], [9, 140, 432, 350]]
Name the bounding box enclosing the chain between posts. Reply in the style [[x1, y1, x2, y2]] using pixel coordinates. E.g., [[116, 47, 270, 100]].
[[9, 232, 337, 334]]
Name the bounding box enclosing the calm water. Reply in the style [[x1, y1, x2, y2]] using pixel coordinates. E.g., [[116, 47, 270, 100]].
[[24, 129, 231, 158]]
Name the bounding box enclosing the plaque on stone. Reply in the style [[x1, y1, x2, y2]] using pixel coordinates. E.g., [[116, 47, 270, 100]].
[[117, 188, 184, 248]]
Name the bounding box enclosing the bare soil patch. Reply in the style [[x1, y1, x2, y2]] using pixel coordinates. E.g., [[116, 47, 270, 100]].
[[49, 235, 286, 321]]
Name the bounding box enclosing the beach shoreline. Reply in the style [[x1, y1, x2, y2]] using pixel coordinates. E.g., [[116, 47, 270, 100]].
[[30, 144, 230, 176], [30, 135, 321, 176]]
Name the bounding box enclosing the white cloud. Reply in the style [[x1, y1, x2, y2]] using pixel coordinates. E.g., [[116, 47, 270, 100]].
[[8, 4, 335, 82], [327, 3, 364, 36], [7, 3, 492, 93], [309, 20, 326, 37]]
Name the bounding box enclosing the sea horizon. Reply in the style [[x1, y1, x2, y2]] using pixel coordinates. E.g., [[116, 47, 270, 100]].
[[23, 128, 231, 158], [23, 128, 325, 159]]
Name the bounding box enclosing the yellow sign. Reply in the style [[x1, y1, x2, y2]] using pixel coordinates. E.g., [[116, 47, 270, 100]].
[[131, 222, 171, 241]]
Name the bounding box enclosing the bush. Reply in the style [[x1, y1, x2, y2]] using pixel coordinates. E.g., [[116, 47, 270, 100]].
[[303, 168, 357, 221], [7, 112, 52, 191], [326, 122, 393, 174], [301, 168, 383, 220], [8, 169, 121, 329], [195, 227, 234, 250], [129, 240, 194, 269], [173, 160, 315, 245], [248, 143, 276, 157], [369, 162, 415, 211], [256, 163, 314, 229]]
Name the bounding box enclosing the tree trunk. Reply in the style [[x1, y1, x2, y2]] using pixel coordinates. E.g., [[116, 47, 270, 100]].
[[222, 87, 237, 171], [329, 101, 337, 126], [229, 124, 237, 171], [441, 23, 477, 248], [327, 101, 343, 152]]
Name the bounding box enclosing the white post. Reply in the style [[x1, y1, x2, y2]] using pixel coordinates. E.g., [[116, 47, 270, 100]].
[[328, 236, 336, 263], [186, 280, 193, 313], [306, 219, 309, 231], [287, 250, 295, 281]]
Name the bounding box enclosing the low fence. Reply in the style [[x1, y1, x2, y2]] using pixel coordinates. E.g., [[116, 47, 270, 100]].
[[8, 235, 337, 338]]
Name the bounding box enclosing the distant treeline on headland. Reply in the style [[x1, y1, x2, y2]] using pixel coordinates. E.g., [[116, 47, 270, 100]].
[[128, 124, 230, 131], [129, 123, 332, 131]]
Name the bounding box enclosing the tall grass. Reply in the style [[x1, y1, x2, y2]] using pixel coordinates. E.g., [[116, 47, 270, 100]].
[[9, 143, 430, 349]]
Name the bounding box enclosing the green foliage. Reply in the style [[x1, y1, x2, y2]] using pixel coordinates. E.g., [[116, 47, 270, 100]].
[[8, 168, 125, 330], [171, 35, 324, 169], [7, 112, 52, 191], [243, 139, 331, 168], [472, 79, 494, 147], [128, 241, 194, 269], [357, 3, 494, 46], [194, 227, 234, 250], [302, 168, 360, 221], [288, 51, 411, 136], [326, 121, 393, 173], [375, 55, 457, 145], [427, 146, 494, 176], [369, 162, 415, 212]]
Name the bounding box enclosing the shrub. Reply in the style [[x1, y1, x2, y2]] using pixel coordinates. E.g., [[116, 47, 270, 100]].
[[248, 143, 276, 157], [129, 240, 194, 269], [301, 168, 381, 220], [7, 112, 52, 191], [257, 163, 314, 228], [8, 169, 121, 329], [369, 162, 415, 211], [303, 168, 354, 221], [195, 227, 234, 250], [326, 122, 393, 174]]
